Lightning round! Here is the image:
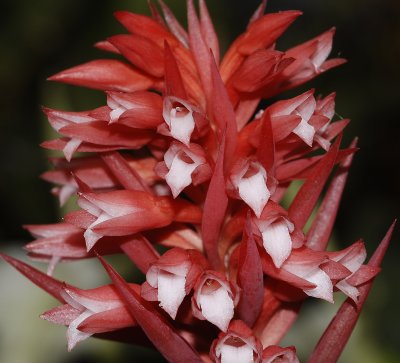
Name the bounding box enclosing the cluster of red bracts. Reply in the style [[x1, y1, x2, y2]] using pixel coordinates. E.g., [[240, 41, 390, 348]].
[[1, 1, 395, 362]]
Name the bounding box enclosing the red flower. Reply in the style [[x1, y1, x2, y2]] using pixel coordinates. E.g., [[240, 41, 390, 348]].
[[141, 247, 207, 318]]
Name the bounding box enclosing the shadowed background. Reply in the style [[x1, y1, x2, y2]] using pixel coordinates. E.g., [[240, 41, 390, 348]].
[[0, 0, 399, 362]]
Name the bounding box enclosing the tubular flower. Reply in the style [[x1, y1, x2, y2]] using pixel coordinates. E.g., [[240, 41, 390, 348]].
[[41, 284, 139, 351], [0, 1, 394, 363], [141, 247, 207, 318]]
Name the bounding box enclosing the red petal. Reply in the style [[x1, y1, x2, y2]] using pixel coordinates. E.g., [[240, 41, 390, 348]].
[[97, 255, 203, 363], [59, 121, 153, 149], [107, 90, 163, 127], [64, 210, 96, 229], [262, 345, 299, 363], [308, 221, 396, 363], [232, 50, 288, 93], [78, 306, 136, 333], [108, 34, 164, 78], [238, 11, 302, 55], [41, 304, 80, 325], [41, 138, 124, 154], [92, 211, 173, 236], [114, 11, 179, 48], [48, 59, 154, 92]]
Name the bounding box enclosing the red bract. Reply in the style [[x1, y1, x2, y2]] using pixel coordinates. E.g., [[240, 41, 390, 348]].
[[1, 1, 394, 362]]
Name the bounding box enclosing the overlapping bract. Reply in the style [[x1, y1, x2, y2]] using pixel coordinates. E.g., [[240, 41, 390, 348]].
[[1, 1, 394, 362]]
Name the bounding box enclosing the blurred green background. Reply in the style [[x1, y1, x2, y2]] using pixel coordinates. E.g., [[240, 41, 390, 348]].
[[0, 0, 399, 362]]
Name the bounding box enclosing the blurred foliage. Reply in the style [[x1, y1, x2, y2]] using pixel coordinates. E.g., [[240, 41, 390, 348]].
[[0, 0, 399, 362]]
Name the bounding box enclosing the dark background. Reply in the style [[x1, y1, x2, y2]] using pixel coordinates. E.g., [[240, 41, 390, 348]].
[[0, 0, 399, 362]]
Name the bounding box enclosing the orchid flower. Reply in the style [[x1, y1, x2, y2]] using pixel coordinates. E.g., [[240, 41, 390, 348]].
[[141, 247, 207, 319], [0, 1, 394, 362], [210, 320, 263, 363], [41, 284, 138, 351], [192, 270, 240, 332]]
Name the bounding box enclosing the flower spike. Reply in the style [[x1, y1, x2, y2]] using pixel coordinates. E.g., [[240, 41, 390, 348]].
[[3, 2, 389, 362]]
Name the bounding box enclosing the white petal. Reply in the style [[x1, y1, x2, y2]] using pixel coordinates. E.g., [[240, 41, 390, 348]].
[[313, 39, 332, 69], [157, 270, 187, 319], [292, 119, 315, 146], [83, 229, 102, 251], [336, 280, 360, 302], [237, 167, 270, 218], [314, 134, 331, 151], [296, 95, 316, 121], [82, 195, 140, 217], [198, 287, 234, 332], [261, 220, 292, 268], [77, 197, 102, 217], [63, 138, 82, 162], [303, 269, 333, 302], [338, 248, 366, 274], [67, 310, 93, 351], [284, 261, 333, 302], [109, 106, 126, 123], [58, 184, 77, 206], [165, 153, 198, 198], [46, 256, 61, 276], [163, 97, 195, 146], [84, 212, 110, 251], [169, 108, 195, 145], [220, 344, 254, 363], [107, 96, 119, 110]]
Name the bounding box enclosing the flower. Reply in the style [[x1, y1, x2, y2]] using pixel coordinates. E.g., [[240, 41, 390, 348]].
[[0, 1, 394, 362], [192, 270, 240, 332], [210, 320, 263, 363], [41, 284, 138, 351], [141, 247, 207, 318]]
